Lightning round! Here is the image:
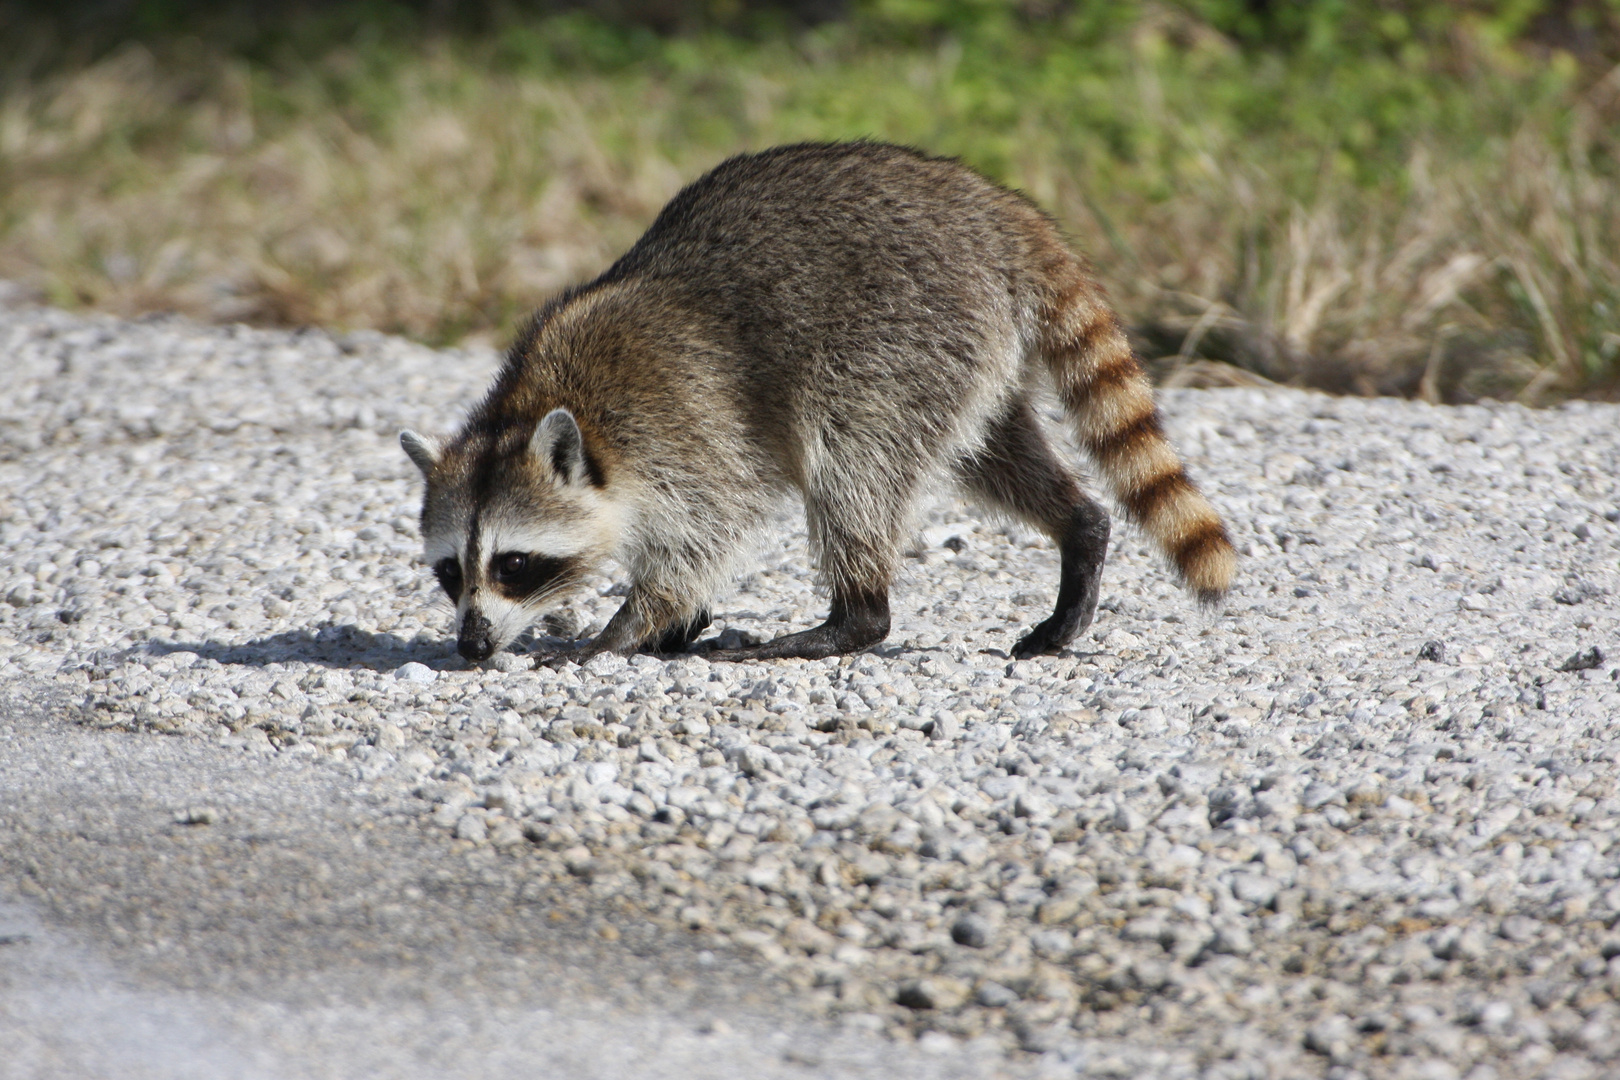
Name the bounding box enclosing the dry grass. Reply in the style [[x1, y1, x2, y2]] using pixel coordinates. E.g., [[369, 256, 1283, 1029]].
[[1119, 86, 1620, 403], [1, 23, 1616, 400], [0, 44, 697, 346]]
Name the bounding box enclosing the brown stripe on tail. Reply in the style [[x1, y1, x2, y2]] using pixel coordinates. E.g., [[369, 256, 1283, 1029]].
[[1041, 282, 1236, 603]]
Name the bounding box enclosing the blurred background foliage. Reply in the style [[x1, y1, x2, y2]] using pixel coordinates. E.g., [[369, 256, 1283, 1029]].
[[1, 0, 1617, 401]]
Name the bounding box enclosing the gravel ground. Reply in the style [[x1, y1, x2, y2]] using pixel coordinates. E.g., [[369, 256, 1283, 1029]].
[[3, 299, 1619, 1080], [0, 679, 1003, 1080]]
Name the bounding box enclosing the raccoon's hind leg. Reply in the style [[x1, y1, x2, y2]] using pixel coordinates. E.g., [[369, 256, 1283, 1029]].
[[959, 397, 1110, 658]]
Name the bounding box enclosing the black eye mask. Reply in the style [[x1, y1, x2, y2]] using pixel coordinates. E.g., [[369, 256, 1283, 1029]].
[[433, 558, 463, 601]]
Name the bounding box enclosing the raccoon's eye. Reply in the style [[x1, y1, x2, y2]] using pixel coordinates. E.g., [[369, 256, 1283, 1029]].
[[433, 558, 463, 598], [490, 553, 570, 598]]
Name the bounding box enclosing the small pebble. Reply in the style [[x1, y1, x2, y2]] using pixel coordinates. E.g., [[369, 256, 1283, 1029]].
[[895, 977, 971, 1011], [950, 913, 992, 948], [393, 662, 437, 684], [582, 652, 628, 677]]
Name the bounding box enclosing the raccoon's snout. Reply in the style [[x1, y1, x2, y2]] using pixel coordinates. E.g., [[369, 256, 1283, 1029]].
[[458, 610, 497, 662]]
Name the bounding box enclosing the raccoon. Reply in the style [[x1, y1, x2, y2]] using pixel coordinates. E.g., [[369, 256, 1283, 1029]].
[[401, 142, 1234, 664]]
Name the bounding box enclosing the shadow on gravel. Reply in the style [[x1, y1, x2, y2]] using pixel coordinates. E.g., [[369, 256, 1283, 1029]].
[[146, 625, 455, 670], [136, 628, 1094, 670]]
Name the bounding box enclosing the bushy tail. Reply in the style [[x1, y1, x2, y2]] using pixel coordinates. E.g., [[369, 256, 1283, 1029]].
[[1041, 278, 1236, 603]]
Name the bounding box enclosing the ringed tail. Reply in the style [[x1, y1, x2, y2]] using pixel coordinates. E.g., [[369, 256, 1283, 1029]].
[[1042, 278, 1237, 603]]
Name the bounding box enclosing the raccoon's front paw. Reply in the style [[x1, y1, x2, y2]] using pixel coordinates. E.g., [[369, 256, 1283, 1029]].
[[646, 609, 715, 655]]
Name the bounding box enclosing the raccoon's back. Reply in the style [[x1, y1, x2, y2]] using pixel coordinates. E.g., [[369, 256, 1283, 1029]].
[[607, 142, 1030, 275], [600, 143, 1050, 369]]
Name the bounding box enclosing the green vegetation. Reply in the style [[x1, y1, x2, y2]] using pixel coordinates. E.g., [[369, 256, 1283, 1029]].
[[2, 1, 1617, 400]]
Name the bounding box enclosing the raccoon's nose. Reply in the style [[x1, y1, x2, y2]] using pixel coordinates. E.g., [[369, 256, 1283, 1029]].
[[458, 611, 496, 662]]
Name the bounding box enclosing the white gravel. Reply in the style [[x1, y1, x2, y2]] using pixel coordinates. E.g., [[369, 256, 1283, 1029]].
[[3, 300, 1619, 1079]]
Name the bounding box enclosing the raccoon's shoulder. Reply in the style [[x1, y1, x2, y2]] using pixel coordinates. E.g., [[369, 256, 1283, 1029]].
[[479, 280, 725, 421]]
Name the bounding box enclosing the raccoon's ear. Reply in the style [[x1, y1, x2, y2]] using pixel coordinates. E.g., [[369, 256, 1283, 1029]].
[[399, 430, 440, 478], [532, 408, 603, 487]]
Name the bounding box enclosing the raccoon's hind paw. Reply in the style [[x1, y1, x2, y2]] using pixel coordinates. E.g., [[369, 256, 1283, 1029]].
[[1011, 621, 1071, 659], [1011, 598, 1096, 659]]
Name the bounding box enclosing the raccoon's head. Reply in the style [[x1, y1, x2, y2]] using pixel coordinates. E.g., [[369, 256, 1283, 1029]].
[[400, 408, 622, 663]]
